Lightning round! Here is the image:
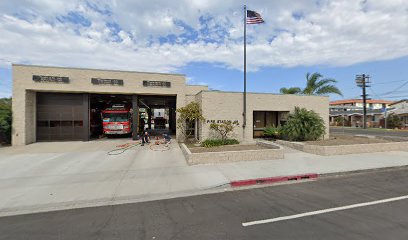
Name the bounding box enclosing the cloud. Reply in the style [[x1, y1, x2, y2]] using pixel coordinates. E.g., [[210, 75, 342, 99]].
[[186, 77, 208, 86], [0, 0, 407, 73]]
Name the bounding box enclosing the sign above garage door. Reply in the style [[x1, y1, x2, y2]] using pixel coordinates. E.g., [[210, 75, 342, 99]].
[[143, 80, 171, 88], [33, 75, 70, 83], [91, 78, 124, 86]]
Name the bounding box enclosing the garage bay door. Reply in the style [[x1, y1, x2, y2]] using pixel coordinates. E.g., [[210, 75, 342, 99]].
[[36, 93, 88, 141]]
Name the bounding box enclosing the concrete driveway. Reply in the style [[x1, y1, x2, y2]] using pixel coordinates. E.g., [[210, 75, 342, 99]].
[[0, 140, 230, 217], [1, 139, 408, 217]]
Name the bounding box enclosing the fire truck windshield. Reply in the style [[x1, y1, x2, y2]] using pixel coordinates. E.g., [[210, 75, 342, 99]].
[[103, 113, 129, 122]]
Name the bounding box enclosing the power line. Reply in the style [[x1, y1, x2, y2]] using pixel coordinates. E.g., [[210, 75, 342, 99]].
[[369, 88, 381, 99], [378, 95, 408, 99], [371, 79, 408, 85], [373, 80, 408, 97]]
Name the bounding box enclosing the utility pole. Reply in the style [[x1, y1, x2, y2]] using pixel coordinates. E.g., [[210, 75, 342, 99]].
[[355, 74, 370, 129], [362, 74, 367, 129]]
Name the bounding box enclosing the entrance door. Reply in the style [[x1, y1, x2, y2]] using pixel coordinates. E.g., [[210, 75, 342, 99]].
[[36, 92, 88, 141]]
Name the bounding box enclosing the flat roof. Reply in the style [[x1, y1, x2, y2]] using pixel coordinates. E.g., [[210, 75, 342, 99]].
[[330, 99, 395, 105], [12, 63, 185, 77], [389, 99, 408, 106], [200, 90, 329, 97]]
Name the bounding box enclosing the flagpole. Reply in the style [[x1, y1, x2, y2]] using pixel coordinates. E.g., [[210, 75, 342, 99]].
[[243, 5, 247, 128]]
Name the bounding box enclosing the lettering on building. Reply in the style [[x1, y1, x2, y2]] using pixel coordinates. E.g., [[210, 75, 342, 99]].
[[91, 78, 124, 86], [143, 80, 171, 88], [32, 75, 69, 84], [206, 120, 239, 126]]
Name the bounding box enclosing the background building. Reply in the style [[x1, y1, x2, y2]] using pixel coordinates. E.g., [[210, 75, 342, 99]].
[[329, 99, 395, 128], [389, 99, 408, 128]]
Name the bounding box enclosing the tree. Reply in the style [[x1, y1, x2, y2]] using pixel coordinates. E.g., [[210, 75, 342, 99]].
[[176, 101, 205, 142], [279, 87, 302, 94], [209, 121, 237, 143], [281, 107, 326, 141], [279, 72, 343, 96], [334, 116, 349, 126], [386, 113, 402, 129], [0, 98, 12, 144]]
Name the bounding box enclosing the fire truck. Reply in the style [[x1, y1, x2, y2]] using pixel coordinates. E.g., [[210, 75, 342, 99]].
[[101, 104, 132, 136]]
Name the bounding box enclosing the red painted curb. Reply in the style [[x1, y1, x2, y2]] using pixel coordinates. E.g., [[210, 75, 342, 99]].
[[230, 173, 318, 187]]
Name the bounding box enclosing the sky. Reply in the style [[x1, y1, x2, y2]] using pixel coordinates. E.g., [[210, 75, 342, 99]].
[[0, 0, 408, 101]]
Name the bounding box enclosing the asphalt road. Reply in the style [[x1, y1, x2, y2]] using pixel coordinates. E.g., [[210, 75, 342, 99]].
[[331, 126, 408, 138], [1, 168, 408, 240]]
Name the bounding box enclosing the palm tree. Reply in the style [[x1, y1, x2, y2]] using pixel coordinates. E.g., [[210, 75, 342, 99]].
[[303, 72, 343, 96], [280, 72, 343, 96], [279, 87, 302, 94]]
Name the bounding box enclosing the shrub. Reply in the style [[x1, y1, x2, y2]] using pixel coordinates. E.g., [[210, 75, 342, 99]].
[[386, 114, 402, 129], [264, 125, 282, 139], [209, 121, 237, 143], [0, 98, 12, 144], [223, 139, 239, 145], [334, 116, 349, 126], [201, 138, 239, 148], [281, 107, 325, 141], [176, 101, 205, 142]]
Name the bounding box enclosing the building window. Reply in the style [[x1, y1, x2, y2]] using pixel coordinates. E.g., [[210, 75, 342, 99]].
[[253, 111, 287, 138]]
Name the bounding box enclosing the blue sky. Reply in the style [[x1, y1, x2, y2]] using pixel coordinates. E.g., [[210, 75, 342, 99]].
[[179, 56, 408, 101], [1, 0, 407, 101]]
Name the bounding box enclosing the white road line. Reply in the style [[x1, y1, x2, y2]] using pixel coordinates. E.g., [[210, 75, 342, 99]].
[[242, 195, 408, 227]]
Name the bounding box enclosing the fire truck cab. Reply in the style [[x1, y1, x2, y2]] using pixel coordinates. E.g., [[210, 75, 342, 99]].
[[101, 104, 132, 136]]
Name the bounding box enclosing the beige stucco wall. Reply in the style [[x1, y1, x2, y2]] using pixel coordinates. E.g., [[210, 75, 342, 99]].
[[197, 91, 330, 143], [12, 64, 205, 145], [13, 64, 188, 95], [11, 88, 36, 146], [12, 64, 329, 145]]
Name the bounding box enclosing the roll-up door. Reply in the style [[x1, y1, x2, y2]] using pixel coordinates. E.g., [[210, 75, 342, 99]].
[[36, 93, 88, 141]]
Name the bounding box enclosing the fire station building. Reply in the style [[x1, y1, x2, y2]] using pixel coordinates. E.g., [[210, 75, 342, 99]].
[[12, 64, 329, 146]]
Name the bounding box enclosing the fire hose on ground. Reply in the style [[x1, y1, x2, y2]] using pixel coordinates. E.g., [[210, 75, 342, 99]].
[[107, 137, 171, 155], [107, 142, 142, 155]]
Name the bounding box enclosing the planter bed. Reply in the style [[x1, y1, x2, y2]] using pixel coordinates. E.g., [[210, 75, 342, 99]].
[[275, 135, 408, 156], [306, 134, 401, 146], [180, 141, 284, 165], [188, 144, 275, 153]]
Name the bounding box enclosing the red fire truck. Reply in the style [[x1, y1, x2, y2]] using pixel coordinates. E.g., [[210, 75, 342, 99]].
[[101, 104, 132, 136]]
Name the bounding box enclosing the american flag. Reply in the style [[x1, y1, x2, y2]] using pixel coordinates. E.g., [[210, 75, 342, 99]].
[[246, 10, 264, 24]]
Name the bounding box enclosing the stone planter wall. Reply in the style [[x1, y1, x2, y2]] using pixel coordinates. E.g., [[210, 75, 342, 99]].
[[180, 141, 284, 165], [275, 139, 408, 156]]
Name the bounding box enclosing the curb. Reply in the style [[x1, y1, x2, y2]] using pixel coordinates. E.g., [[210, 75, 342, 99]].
[[318, 165, 408, 178], [230, 173, 318, 187]]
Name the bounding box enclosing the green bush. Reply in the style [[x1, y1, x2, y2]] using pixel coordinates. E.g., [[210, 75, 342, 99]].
[[0, 98, 12, 144], [223, 139, 240, 145], [209, 121, 237, 143], [386, 114, 402, 129], [201, 138, 239, 148], [176, 101, 205, 142], [281, 107, 325, 141], [264, 125, 282, 139], [334, 116, 349, 126]]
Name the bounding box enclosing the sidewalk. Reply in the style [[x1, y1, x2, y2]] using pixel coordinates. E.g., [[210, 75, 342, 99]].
[[1, 140, 408, 217], [215, 146, 408, 181]]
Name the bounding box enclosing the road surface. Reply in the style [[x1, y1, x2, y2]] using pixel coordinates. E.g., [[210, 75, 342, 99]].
[[331, 126, 408, 138], [1, 168, 408, 240]]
